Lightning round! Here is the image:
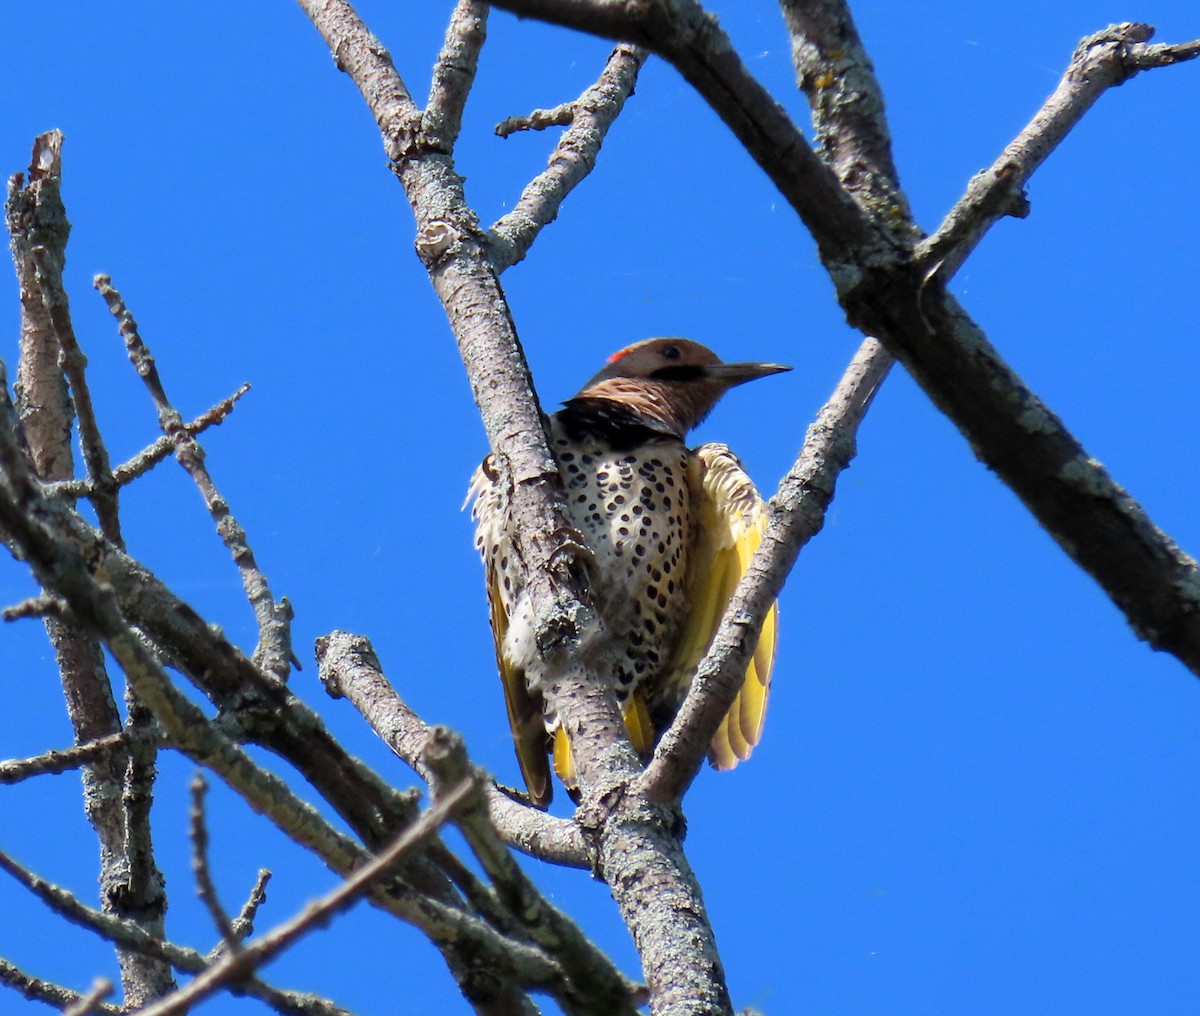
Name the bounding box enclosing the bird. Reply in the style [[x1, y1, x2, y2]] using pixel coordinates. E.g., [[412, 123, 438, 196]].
[[469, 337, 789, 807]]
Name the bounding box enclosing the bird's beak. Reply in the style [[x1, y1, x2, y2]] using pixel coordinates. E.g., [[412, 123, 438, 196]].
[[704, 362, 792, 387]]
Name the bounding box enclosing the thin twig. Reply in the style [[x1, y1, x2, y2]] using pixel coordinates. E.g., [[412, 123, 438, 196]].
[[32, 247, 121, 544], [62, 979, 113, 1016], [644, 336, 893, 800], [189, 773, 241, 949], [495, 99, 577, 137], [48, 383, 251, 499], [489, 43, 647, 271], [132, 779, 480, 1016], [0, 958, 120, 1016], [93, 274, 294, 682], [0, 729, 161, 785], [0, 850, 351, 1016], [228, 870, 272, 945], [1, 591, 68, 621], [1, 373, 575, 1014], [487, 0, 877, 267]]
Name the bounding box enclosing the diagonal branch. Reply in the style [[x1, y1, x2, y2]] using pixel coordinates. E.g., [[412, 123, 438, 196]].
[[487, 0, 879, 267], [919, 22, 1200, 281], [47, 384, 251, 499], [644, 336, 892, 799], [488, 42, 648, 271], [423, 729, 643, 1014], [297, 4, 739, 1011], [0, 850, 350, 1016], [487, 2, 1200, 678], [95, 275, 294, 682], [130, 779, 480, 1016], [298, 0, 605, 735], [315, 630, 590, 867], [0, 958, 119, 1016]]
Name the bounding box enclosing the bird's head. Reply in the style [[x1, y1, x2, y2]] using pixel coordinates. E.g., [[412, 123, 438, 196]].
[[570, 337, 791, 437]]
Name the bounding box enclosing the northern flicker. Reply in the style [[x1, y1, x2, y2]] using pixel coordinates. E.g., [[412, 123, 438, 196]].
[[469, 337, 789, 806]]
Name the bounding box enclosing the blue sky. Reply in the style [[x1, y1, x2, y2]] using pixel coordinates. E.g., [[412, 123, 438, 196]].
[[2, 2, 1199, 1013]]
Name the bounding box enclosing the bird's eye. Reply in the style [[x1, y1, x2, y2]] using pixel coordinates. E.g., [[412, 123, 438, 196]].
[[660, 345, 681, 361]]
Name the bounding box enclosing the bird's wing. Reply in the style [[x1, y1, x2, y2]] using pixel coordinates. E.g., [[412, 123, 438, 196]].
[[660, 442, 777, 769], [469, 458, 552, 807]]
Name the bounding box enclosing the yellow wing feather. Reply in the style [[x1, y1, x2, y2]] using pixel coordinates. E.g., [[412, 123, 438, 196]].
[[659, 443, 778, 770], [485, 560, 552, 807], [471, 460, 553, 808]]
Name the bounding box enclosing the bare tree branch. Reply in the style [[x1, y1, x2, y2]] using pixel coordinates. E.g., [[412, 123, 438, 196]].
[[495, 100, 578, 137], [189, 773, 241, 949], [94, 275, 295, 682], [31, 244, 121, 542], [47, 383, 252, 499], [423, 0, 489, 152], [62, 978, 114, 1016], [297, 4, 739, 1011], [486, 1, 1200, 679], [0, 730, 161, 784], [424, 728, 645, 1014], [486, 0, 879, 267], [920, 23, 1200, 281], [298, 0, 608, 747], [315, 629, 590, 867], [644, 336, 892, 799], [0, 849, 353, 1016], [0, 958, 120, 1016], [227, 869, 272, 946], [5, 131, 174, 1007], [7, 131, 74, 483], [778, 0, 911, 226], [131, 778, 479, 1016], [489, 43, 648, 271], [2, 590, 68, 620]]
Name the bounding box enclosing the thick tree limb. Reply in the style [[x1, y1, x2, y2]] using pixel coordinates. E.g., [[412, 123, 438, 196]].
[[778, 0, 912, 228], [298, 0, 612, 760], [298, 4, 736, 1011], [487, 0, 881, 269], [425, 729, 645, 1014], [487, 2, 1200, 678]]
